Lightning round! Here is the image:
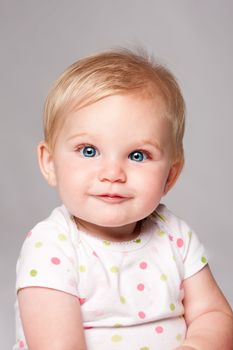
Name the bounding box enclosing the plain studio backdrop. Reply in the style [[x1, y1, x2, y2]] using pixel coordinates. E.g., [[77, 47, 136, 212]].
[[1, 1, 232, 348]]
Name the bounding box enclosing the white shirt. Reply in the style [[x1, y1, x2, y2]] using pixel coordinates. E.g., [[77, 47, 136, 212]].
[[14, 204, 207, 350]]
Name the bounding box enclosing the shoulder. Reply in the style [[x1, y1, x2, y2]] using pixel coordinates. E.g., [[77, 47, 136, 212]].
[[16, 206, 80, 295], [25, 205, 78, 244], [18, 205, 80, 272], [150, 204, 208, 278], [150, 203, 192, 239], [34, 205, 74, 232]]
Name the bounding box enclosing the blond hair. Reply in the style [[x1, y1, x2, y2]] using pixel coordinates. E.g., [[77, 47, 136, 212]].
[[43, 49, 185, 160]]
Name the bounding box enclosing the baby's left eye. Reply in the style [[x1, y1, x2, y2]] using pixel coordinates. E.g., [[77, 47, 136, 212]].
[[128, 151, 148, 162], [79, 146, 98, 157]]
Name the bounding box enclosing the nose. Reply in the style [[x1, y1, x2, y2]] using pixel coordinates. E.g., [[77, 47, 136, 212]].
[[98, 160, 127, 183]]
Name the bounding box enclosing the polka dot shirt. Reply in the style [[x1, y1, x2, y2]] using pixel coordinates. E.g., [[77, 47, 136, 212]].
[[13, 204, 208, 350]]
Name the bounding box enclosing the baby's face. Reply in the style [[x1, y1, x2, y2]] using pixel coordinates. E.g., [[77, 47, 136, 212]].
[[45, 94, 177, 237]]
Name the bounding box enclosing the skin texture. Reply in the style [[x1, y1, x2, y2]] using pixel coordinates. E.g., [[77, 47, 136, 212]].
[[39, 94, 182, 241], [18, 94, 233, 350]]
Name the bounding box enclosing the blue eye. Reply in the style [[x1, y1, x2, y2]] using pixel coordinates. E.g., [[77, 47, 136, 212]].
[[80, 146, 97, 157], [129, 151, 147, 162]]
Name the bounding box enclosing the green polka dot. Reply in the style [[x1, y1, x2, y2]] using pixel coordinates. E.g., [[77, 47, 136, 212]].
[[103, 240, 111, 246], [30, 269, 37, 277], [34, 241, 43, 248], [188, 231, 192, 238], [201, 256, 207, 264], [140, 347, 150, 350], [160, 274, 167, 281], [158, 230, 166, 237], [110, 266, 119, 273], [58, 233, 67, 241], [79, 265, 86, 272], [170, 303, 175, 311], [113, 323, 122, 328], [134, 238, 141, 243], [120, 296, 126, 304], [111, 335, 122, 342], [176, 333, 182, 341]]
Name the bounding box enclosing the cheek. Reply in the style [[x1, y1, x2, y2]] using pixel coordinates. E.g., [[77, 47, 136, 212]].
[[55, 157, 87, 183], [133, 166, 169, 193], [55, 162, 94, 203]]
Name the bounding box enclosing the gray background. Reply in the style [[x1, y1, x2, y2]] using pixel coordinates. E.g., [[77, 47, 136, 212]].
[[1, 1, 232, 348]]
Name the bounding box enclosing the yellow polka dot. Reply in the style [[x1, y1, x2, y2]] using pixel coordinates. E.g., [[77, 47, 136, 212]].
[[103, 240, 111, 246], [140, 347, 150, 350], [160, 274, 167, 281], [113, 323, 122, 328], [34, 241, 43, 248], [176, 333, 183, 341], [110, 266, 119, 273], [188, 231, 192, 238], [120, 296, 126, 304], [111, 334, 122, 342], [79, 265, 86, 272], [158, 230, 166, 237], [201, 256, 207, 264], [134, 238, 141, 243], [170, 303, 175, 311], [58, 233, 67, 241], [30, 269, 37, 277]]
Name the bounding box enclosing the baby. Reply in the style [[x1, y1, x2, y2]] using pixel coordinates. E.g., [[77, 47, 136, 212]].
[[14, 49, 233, 350]]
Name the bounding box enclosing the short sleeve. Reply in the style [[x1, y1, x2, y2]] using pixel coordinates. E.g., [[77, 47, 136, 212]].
[[182, 227, 208, 279], [16, 207, 80, 297], [154, 204, 208, 280]]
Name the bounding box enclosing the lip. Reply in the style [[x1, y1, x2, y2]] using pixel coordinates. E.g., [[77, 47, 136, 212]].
[[94, 193, 131, 203]]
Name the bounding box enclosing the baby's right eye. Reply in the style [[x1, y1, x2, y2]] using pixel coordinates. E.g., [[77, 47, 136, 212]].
[[79, 145, 98, 157]]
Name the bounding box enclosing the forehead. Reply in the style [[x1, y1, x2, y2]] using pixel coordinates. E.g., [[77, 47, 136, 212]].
[[57, 94, 173, 146]]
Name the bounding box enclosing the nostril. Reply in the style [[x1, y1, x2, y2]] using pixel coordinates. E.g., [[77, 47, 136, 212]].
[[98, 166, 127, 183]]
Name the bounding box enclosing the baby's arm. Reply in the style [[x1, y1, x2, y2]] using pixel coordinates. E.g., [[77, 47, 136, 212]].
[[18, 287, 87, 350], [175, 265, 233, 350]]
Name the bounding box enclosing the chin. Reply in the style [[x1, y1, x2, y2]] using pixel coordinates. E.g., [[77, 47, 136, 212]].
[[89, 214, 135, 228], [95, 219, 130, 228]]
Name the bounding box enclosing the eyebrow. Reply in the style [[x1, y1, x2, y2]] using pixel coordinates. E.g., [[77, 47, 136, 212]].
[[136, 139, 163, 153], [66, 132, 89, 142]]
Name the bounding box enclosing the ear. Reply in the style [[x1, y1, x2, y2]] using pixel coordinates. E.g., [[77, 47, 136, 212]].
[[37, 141, 57, 187], [163, 159, 184, 195]]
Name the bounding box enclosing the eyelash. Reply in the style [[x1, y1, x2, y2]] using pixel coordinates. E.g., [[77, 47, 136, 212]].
[[74, 144, 152, 162], [129, 150, 151, 162], [75, 144, 99, 157]]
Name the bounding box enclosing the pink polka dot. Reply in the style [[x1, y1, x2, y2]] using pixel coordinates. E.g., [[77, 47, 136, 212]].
[[168, 234, 173, 241], [177, 238, 184, 248], [79, 297, 86, 305], [139, 262, 147, 269], [155, 326, 164, 334], [27, 231, 32, 238], [19, 340, 25, 348], [138, 311, 146, 319], [51, 257, 60, 265], [137, 283, 145, 291]]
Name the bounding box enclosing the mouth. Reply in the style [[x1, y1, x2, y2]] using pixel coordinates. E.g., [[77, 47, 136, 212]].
[[94, 193, 131, 203]]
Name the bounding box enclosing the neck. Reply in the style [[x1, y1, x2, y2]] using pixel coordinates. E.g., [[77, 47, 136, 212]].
[[74, 218, 141, 242]]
